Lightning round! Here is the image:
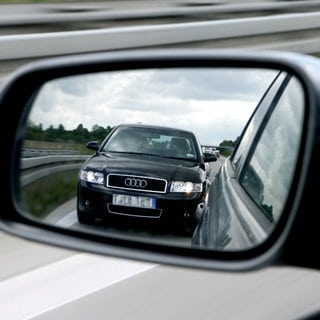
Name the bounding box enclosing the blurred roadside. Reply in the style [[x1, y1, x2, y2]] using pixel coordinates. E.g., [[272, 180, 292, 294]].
[[1, 0, 320, 35], [1, 0, 320, 82]]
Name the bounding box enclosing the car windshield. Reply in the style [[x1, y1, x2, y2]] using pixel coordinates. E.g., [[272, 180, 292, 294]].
[[101, 126, 198, 161]]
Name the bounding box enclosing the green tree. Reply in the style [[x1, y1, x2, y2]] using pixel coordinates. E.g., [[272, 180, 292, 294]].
[[219, 137, 238, 157]]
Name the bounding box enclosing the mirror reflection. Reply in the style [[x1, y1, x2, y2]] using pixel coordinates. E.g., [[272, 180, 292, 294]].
[[18, 67, 304, 251]]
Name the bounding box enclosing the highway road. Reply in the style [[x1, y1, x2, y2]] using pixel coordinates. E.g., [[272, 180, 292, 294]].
[[2, 230, 320, 320]]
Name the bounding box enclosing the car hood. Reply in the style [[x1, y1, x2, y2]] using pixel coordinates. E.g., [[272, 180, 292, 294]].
[[83, 152, 204, 181]]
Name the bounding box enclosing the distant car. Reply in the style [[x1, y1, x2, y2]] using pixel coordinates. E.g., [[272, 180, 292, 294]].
[[202, 146, 220, 158], [212, 147, 220, 158], [77, 123, 216, 233]]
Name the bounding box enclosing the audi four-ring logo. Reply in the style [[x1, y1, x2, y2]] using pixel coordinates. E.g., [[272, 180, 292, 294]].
[[124, 177, 148, 188]]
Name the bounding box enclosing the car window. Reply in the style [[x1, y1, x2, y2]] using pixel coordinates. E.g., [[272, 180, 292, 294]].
[[232, 71, 286, 173], [239, 76, 304, 222], [102, 126, 198, 160]]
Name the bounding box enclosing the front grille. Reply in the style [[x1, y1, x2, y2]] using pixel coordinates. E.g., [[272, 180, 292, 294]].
[[107, 174, 167, 193], [107, 204, 162, 218]]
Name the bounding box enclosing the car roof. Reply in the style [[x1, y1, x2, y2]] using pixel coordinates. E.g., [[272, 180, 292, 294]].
[[116, 123, 195, 135]]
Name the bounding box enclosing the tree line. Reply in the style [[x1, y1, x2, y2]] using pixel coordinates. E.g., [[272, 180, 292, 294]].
[[25, 121, 114, 144], [25, 121, 237, 156]]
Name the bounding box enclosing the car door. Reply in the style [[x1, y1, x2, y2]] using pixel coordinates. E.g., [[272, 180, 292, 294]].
[[192, 70, 305, 250]]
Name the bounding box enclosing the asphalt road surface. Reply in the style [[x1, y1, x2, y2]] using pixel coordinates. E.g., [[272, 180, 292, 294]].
[[2, 230, 320, 320]]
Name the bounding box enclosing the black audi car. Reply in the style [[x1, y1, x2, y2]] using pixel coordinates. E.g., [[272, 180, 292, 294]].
[[77, 123, 217, 233]]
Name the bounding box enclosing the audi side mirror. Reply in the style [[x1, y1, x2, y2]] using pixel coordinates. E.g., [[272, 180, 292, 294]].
[[86, 141, 100, 151]]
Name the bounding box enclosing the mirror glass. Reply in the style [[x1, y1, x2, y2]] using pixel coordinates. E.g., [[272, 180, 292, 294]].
[[18, 67, 305, 251]]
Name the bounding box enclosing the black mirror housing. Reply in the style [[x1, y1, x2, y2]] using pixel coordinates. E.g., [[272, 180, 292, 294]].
[[87, 141, 100, 151], [1, 49, 320, 272]]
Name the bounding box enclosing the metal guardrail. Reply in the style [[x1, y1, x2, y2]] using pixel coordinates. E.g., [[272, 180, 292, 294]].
[[20, 154, 88, 187], [21, 148, 83, 158], [1, 1, 320, 67], [2, 0, 320, 27], [0, 1, 320, 85], [2, 10, 320, 62]]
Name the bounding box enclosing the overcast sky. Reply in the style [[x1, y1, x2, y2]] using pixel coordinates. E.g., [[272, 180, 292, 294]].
[[29, 67, 278, 145]]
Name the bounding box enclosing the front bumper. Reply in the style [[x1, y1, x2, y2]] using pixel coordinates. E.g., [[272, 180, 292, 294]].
[[77, 181, 206, 228]]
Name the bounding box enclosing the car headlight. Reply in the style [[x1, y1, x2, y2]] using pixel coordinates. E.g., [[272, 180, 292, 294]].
[[80, 170, 104, 184], [170, 181, 203, 193]]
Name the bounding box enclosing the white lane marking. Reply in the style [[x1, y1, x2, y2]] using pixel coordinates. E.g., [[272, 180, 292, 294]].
[[55, 210, 77, 227], [0, 254, 156, 320]]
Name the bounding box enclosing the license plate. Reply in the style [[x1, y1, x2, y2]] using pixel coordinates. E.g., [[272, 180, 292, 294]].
[[112, 194, 156, 208]]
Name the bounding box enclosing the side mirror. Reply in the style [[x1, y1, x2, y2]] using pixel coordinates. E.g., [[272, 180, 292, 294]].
[[1, 49, 320, 271], [86, 141, 100, 151]]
